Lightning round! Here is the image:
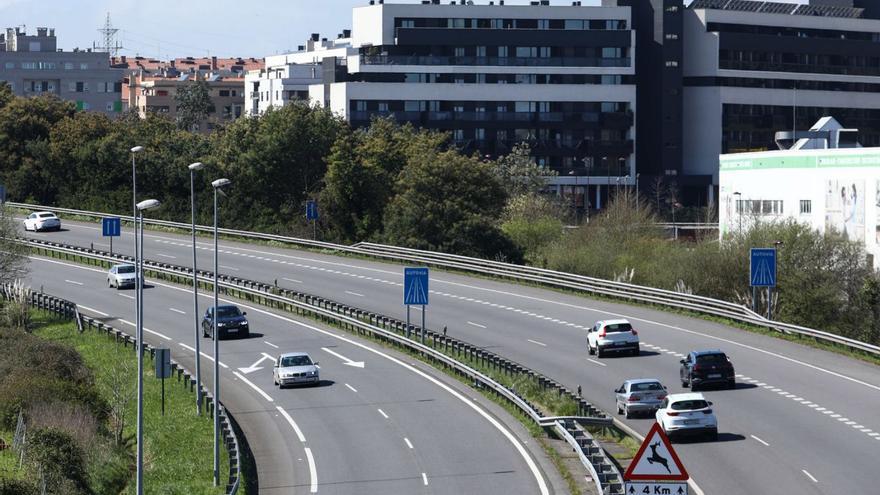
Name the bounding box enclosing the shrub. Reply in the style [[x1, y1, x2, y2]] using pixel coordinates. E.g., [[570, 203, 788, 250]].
[[26, 428, 91, 494]]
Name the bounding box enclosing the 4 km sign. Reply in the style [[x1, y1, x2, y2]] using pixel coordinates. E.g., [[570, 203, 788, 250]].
[[624, 423, 689, 495]]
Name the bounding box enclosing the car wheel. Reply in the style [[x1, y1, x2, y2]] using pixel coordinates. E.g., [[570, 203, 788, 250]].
[[617, 402, 623, 415], [588, 343, 595, 355], [624, 406, 632, 419], [709, 429, 719, 441], [727, 380, 736, 390], [596, 346, 604, 358], [682, 376, 689, 388], [632, 347, 640, 357], [690, 376, 699, 391]]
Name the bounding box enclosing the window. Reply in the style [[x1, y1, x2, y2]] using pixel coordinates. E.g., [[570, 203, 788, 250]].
[[21, 62, 36, 69], [498, 46, 508, 58], [80, 63, 88, 70], [355, 100, 367, 111], [665, 60, 679, 67], [476, 46, 486, 58], [665, 33, 679, 40], [538, 19, 549, 30], [401, 19, 415, 28], [4, 62, 14, 69], [539, 47, 551, 58], [564, 20, 584, 30], [378, 102, 389, 112], [800, 200, 811, 214], [476, 73, 486, 83], [404, 100, 422, 112], [515, 101, 536, 112], [475, 128, 485, 140], [156, 89, 168, 96], [219, 90, 230, 97], [231, 90, 237, 97], [453, 129, 464, 142], [516, 47, 537, 58], [39, 62, 55, 69], [454, 47, 465, 57]]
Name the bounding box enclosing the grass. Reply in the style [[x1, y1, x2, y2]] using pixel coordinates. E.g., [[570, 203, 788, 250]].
[[31, 313, 229, 495], [0, 429, 25, 483]]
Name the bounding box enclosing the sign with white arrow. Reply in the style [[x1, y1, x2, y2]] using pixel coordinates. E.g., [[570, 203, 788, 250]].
[[237, 353, 275, 374], [624, 482, 688, 495], [321, 347, 365, 368]]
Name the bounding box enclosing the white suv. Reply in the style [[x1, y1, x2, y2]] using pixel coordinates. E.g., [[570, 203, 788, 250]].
[[587, 319, 639, 357], [656, 392, 718, 441]]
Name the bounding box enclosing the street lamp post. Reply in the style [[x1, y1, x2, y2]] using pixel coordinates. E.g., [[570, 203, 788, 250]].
[[672, 202, 682, 240], [581, 156, 591, 222], [568, 170, 578, 222], [211, 178, 231, 487], [134, 198, 160, 495], [188, 162, 205, 415], [733, 191, 742, 233]]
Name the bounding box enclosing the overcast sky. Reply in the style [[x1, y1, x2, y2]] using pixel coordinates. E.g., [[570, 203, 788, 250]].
[[0, 0, 807, 59]]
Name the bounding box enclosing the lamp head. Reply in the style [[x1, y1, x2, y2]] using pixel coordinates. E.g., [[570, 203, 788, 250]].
[[188, 162, 205, 171], [136, 199, 161, 211], [212, 178, 231, 189], [130, 146, 144, 153]]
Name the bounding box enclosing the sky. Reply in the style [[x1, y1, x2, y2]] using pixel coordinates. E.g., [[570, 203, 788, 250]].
[[0, 0, 808, 60]]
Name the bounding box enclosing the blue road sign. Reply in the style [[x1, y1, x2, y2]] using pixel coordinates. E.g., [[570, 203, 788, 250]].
[[404, 267, 429, 306], [306, 200, 319, 221], [750, 248, 777, 287], [102, 217, 121, 237]]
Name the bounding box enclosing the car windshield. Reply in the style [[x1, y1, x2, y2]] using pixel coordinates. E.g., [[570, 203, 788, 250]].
[[38, 213, 56, 219], [631, 382, 663, 392], [216, 307, 241, 318], [696, 353, 728, 364], [117, 265, 135, 274], [281, 355, 312, 367], [670, 399, 709, 411], [604, 322, 633, 333]]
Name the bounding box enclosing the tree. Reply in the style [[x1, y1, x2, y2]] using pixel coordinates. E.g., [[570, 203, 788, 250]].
[[383, 149, 521, 261], [174, 80, 214, 131], [493, 143, 556, 197], [0, 81, 13, 110], [500, 193, 566, 265]]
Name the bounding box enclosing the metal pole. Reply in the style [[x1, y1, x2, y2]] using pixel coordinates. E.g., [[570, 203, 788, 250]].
[[132, 153, 137, 257], [406, 305, 411, 339], [313, 219, 317, 241], [135, 210, 144, 495], [585, 172, 590, 222], [767, 287, 772, 319], [191, 170, 202, 416], [110, 236, 113, 256], [752, 286, 757, 313], [212, 186, 220, 487], [421, 305, 426, 345]]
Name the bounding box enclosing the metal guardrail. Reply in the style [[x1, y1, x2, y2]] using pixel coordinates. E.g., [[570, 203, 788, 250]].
[[1, 283, 242, 495], [24, 237, 627, 493], [10, 201, 876, 357]]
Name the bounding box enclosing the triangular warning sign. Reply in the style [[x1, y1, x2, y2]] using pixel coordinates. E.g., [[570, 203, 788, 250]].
[[623, 423, 689, 481]]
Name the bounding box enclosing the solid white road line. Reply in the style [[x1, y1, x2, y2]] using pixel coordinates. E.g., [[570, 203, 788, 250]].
[[750, 435, 770, 446], [527, 339, 547, 347], [118, 293, 135, 300], [276, 406, 307, 443], [156, 253, 176, 259], [118, 319, 172, 341], [404, 437, 414, 449], [377, 408, 389, 419], [178, 343, 229, 369], [169, 307, 186, 315], [304, 447, 318, 493], [422, 473, 428, 486], [263, 341, 279, 349], [345, 290, 364, 297], [802, 470, 818, 483], [283, 277, 302, 284], [467, 321, 487, 329], [77, 304, 109, 317], [64, 279, 83, 286], [587, 358, 607, 367], [232, 371, 274, 402], [219, 265, 239, 271], [345, 383, 358, 393]]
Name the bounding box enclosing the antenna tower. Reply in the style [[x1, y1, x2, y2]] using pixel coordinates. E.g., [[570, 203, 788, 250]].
[[97, 12, 122, 56]]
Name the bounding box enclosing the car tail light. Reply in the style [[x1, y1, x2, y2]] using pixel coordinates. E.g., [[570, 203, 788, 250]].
[[667, 412, 680, 416], [631, 329, 638, 336], [628, 395, 640, 402], [598, 328, 606, 337], [692, 364, 702, 371], [658, 394, 666, 400], [703, 409, 713, 415]]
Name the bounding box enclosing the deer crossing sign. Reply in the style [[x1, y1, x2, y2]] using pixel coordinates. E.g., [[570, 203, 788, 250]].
[[624, 422, 690, 495]]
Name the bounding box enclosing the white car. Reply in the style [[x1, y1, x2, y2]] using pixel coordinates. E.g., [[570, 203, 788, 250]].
[[655, 392, 718, 441], [23, 211, 61, 232], [587, 319, 639, 357], [273, 352, 320, 388], [107, 264, 138, 289]]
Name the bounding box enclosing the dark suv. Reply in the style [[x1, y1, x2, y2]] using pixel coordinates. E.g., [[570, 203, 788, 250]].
[[680, 350, 735, 390], [202, 305, 249, 339]]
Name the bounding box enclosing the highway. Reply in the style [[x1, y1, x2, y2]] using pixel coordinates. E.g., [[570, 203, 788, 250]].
[[24, 250, 553, 494], [21, 217, 880, 494]]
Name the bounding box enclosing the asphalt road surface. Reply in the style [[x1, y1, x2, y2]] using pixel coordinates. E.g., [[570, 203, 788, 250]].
[[21, 216, 880, 494]]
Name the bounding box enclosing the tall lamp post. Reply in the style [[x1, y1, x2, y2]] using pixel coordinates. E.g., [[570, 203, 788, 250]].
[[733, 191, 742, 233], [211, 178, 231, 487], [672, 201, 682, 240], [188, 162, 205, 415], [130, 146, 143, 269], [134, 198, 161, 495], [568, 170, 578, 222], [581, 156, 591, 222]]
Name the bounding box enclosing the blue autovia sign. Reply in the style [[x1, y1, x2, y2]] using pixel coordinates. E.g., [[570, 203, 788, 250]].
[[750, 248, 776, 287], [306, 200, 319, 221], [102, 217, 121, 237], [404, 267, 429, 306]]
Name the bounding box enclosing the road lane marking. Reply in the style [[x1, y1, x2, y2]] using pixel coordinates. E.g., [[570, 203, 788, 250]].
[[345, 383, 358, 393], [304, 447, 318, 493], [156, 253, 176, 259], [345, 291, 364, 297], [118, 319, 172, 341], [422, 473, 428, 486], [467, 321, 487, 329], [178, 343, 228, 369], [169, 308, 186, 315], [118, 293, 135, 300], [264, 341, 279, 349], [283, 277, 302, 284], [802, 470, 818, 483], [404, 437, 414, 449], [276, 406, 307, 442], [750, 435, 770, 446], [527, 339, 547, 347], [377, 408, 389, 419], [77, 304, 109, 317], [219, 265, 239, 271], [64, 279, 83, 286], [232, 371, 274, 402], [587, 358, 606, 367]]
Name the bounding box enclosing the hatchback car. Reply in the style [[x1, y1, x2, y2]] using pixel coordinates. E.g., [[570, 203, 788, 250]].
[[655, 392, 718, 441], [273, 352, 320, 388], [614, 379, 667, 418], [202, 305, 249, 339], [680, 350, 736, 390], [587, 319, 639, 357], [23, 212, 61, 232], [107, 264, 138, 289]]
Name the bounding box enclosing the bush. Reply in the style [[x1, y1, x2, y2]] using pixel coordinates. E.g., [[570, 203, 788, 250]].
[[0, 479, 38, 495], [26, 428, 91, 494]]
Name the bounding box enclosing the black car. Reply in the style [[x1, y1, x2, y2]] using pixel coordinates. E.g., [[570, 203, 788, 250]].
[[680, 350, 735, 390], [202, 305, 249, 339]]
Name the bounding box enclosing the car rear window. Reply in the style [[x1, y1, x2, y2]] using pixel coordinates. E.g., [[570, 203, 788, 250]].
[[632, 382, 663, 392], [670, 399, 709, 410], [603, 322, 633, 333], [281, 355, 312, 367], [696, 353, 728, 364], [38, 213, 56, 218], [117, 265, 135, 274]]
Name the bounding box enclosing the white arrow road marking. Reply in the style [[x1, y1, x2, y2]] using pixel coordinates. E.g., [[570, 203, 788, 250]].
[[238, 354, 274, 374], [321, 347, 365, 368], [232, 371, 274, 402]]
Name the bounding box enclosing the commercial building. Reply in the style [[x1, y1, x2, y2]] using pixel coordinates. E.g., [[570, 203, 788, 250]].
[[0, 27, 123, 114], [719, 117, 880, 262]]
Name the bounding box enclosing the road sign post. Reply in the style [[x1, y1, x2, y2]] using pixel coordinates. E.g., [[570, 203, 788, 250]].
[[403, 268, 429, 344], [624, 422, 689, 494], [103, 217, 122, 256], [306, 200, 318, 240], [750, 248, 777, 317], [155, 348, 171, 416]]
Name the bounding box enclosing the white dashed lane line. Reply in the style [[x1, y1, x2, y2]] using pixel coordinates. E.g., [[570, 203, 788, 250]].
[[750, 435, 770, 446], [264, 340, 279, 349], [169, 307, 186, 315], [587, 358, 606, 367], [467, 321, 487, 329], [118, 293, 135, 300], [345, 383, 358, 393], [527, 339, 547, 347], [345, 291, 365, 297], [64, 279, 83, 286], [404, 438, 414, 449], [422, 473, 429, 486], [156, 253, 176, 259], [219, 265, 239, 271], [802, 470, 818, 483], [283, 277, 303, 284]]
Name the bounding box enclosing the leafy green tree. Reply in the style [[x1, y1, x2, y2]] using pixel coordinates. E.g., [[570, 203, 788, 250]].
[[501, 193, 565, 265], [383, 149, 520, 261], [0, 81, 13, 110], [174, 80, 214, 131], [493, 143, 555, 197]]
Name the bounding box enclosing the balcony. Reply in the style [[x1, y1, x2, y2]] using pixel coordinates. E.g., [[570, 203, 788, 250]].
[[361, 55, 631, 68], [348, 110, 626, 127], [720, 60, 880, 78]]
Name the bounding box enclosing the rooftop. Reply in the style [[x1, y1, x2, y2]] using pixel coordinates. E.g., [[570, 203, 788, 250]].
[[689, 0, 865, 18]]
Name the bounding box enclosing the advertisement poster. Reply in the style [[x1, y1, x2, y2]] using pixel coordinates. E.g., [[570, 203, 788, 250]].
[[826, 179, 865, 242]]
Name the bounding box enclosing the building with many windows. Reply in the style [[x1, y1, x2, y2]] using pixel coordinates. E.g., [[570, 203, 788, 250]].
[[0, 27, 123, 114]]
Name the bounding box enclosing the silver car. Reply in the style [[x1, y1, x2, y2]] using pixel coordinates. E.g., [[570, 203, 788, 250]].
[[273, 352, 320, 388], [614, 379, 667, 419], [108, 264, 138, 289]]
